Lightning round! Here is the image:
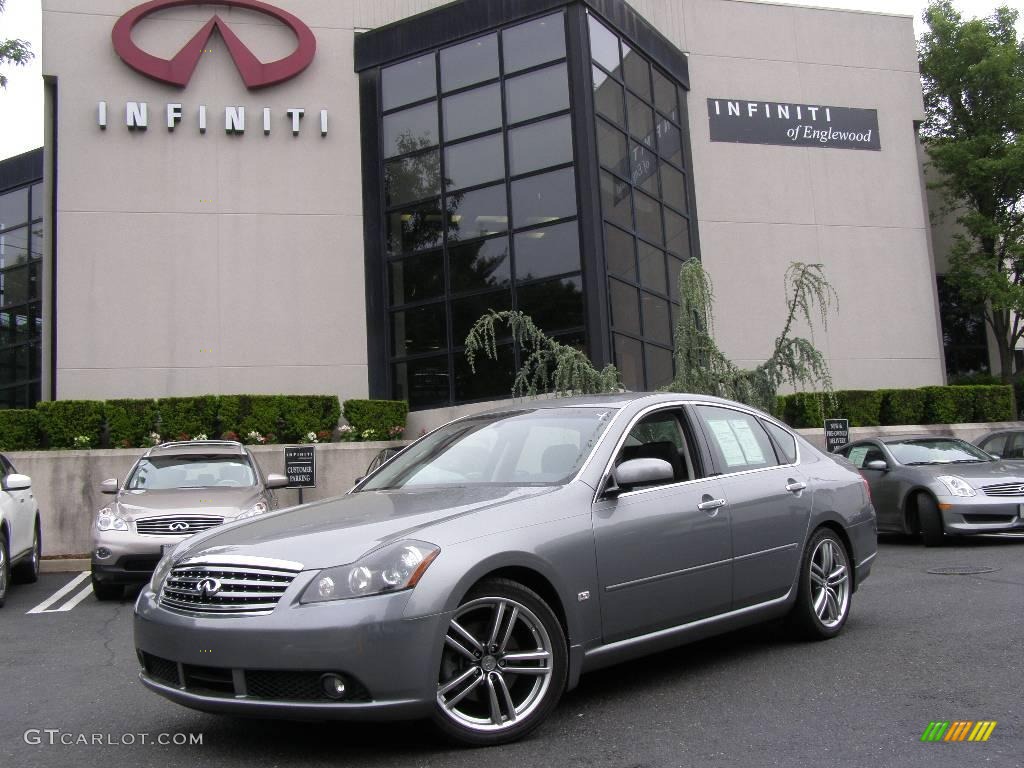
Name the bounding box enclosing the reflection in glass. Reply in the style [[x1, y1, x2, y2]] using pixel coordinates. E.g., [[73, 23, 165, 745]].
[[609, 279, 641, 335], [444, 134, 505, 191], [450, 236, 511, 294], [385, 150, 440, 207], [627, 93, 655, 146], [505, 63, 569, 124], [605, 224, 636, 282], [454, 342, 515, 401], [443, 84, 502, 142], [642, 293, 671, 345], [622, 43, 651, 100], [645, 345, 674, 389], [0, 187, 28, 230], [0, 227, 29, 268], [392, 302, 447, 356], [614, 334, 643, 391], [638, 242, 666, 295], [441, 33, 498, 92], [30, 184, 42, 221], [668, 256, 684, 303], [393, 356, 449, 408], [382, 53, 436, 111], [653, 68, 677, 116], [508, 115, 573, 176], [514, 221, 581, 282], [597, 120, 629, 179], [511, 167, 576, 229], [452, 290, 512, 343], [664, 209, 689, 258], [630, 141, 658, 195], [660, 163, 687, 213], [387, 199, 444, 256], [588, 16, 619, 73], [600, 171, 633, 232], [382, 102, 438, 159], [517, 276, 583, 332], [658, 119, 683, 167], [503, 13, 565, 74], [389, 251, 444, 305], [634, 191, 663, 246], [593, 66, 625, 127], [446, 183, 508, 241]]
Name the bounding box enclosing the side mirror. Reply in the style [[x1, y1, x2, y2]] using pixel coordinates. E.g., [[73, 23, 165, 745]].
[[864, 460, 888, 472], [607, 458, 674, 495], [264, 473, 288, 489], [2, 473, 31, 491], [988, 453, 1001, 460], [99, 477, 119, 494]]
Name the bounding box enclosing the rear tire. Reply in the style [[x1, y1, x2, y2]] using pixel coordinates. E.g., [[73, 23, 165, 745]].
[[789, 528, 852, 640], [91, 576, 123, 601], [917, 494, 944, 547], [12, 520, 41, 584]]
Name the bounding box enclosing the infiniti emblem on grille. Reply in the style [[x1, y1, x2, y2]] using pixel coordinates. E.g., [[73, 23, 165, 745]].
[[197, 578, 222, 597], [168, 521, 191, 531]]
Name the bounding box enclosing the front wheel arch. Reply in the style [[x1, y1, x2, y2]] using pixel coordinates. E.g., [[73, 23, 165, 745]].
[[902, 489, 937, 535]]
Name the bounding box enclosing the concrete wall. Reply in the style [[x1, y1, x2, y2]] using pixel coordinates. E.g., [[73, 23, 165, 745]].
[[9, 441, 405, 557]]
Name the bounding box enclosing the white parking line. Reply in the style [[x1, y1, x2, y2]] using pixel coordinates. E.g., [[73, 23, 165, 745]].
[[26, 571, 90, 614], [53, 583, 96, 612]]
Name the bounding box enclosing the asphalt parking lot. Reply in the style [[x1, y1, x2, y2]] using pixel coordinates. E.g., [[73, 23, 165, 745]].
[[2, 535, 1022, 768]]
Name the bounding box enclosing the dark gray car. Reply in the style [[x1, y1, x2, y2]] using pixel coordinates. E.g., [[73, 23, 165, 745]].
[[974, 429, 1024, 461], [134, 394, 876, 746], [837, 435, 1024, 545]]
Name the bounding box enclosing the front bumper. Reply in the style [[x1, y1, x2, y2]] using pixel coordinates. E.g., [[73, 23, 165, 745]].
[[937, 495, 1024, 534], [133, 574, 448, 721]]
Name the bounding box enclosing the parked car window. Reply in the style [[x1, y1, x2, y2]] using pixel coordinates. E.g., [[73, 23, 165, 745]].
[[1005, 433, 1024, 459], [978, 434, 1006, 457], [761, 419, 797, 464], [885, 438, 991, 465], [616, 409, 694, 485], [843, 444, 885, 468], [0, 454, 14, 476], [126, 456, 257, 489], [695, 405, 778, 473]]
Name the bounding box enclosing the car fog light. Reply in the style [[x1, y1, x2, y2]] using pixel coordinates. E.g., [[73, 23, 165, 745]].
[[321, 673, 347, 700], [317, 576, 335, 599], [95, 547, 111, 560]]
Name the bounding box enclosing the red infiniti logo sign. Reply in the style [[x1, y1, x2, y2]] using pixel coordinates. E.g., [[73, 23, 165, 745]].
[[111, 0, 316, 89]]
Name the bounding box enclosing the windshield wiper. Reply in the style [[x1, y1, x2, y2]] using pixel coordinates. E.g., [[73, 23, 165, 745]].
[[904, 461, 943, 465], [949, 459, 986, 463]]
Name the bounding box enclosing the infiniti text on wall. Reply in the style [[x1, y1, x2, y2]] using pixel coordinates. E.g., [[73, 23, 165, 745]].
[[707, 99, 880, 151]]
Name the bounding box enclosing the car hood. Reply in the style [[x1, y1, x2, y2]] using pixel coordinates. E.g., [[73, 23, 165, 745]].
[[175, 485, 557, 570], [114, 487, 264, 519], [903, 461, 1024, 486]]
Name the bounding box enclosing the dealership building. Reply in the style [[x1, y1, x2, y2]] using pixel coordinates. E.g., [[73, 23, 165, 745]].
[[16, 0, 956, 412]]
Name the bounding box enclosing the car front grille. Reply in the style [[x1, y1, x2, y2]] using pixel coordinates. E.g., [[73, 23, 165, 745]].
[[982, 482, 1024, 497], [159, 558, 301, 615], [136, 516, 225, 536]]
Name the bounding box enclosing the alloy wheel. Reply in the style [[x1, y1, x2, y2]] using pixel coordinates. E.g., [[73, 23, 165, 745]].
[[437, 596, 554, 732], [809, 538, 850, 628]]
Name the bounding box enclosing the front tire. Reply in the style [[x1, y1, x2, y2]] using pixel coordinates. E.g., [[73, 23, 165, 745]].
[[431, 578, 567, 747], [0, 535, 9, 608], [789, 528, 852, 640], [91, 576, 123, 601], [917, 494, 944, 547], [12, 520, 41, 584]]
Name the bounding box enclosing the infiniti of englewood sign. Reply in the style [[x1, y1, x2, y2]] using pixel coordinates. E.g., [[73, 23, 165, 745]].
[[708, 98, 881, 151], [98, 0, 328, 136]]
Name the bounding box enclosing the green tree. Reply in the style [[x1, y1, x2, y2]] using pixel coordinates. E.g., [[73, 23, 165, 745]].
[[0, 0, 33, 89], [919, 1, 1024, 381]]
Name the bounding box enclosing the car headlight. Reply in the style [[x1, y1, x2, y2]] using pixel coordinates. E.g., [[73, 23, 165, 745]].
[[301, 540, 440, 603], [236, 500, 269, 519], [96, 506, 129, 532], [150, 551, 175, 592], [937, 475, 976, 497]]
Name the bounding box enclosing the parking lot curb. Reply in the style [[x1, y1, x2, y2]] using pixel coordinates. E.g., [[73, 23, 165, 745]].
[[41, 558, 90, 573]]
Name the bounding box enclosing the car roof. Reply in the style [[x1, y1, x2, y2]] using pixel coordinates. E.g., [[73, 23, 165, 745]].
[[145, 440, 247, 457], [470, 391, 778, 415], [875, 435, 962, 444]]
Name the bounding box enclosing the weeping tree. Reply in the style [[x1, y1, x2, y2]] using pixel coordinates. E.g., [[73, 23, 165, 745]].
[[669, 260, 836, 413]]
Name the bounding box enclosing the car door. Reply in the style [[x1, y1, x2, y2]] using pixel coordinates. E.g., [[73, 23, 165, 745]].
[[592, 407, 731, 643], [842, 441, 901, 529], [0, 454, 31, 556], [691, 405, 811, 609]]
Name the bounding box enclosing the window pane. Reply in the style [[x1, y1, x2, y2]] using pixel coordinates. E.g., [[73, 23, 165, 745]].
[[443, 84, 502, 142], [445, 134, 504, 191], [382, 102, 438, 159], [441, 33, 498, 92], [645, 345, 673, 389], [454, 342, 515, 401], [627, 92, 655, 145], [634, 191, 663, 245], [762, 420, 798, 464], [605, 224, 636, 282], [597, 119, 628, 178], [642, 293, 671, 345], [505, 63, 569, 124], [630, 141, 658, 195], [30, 184, 43, 222], [451, 290, 512, 344], [447, 183, 508, 241], [392, 303, 447, 356], [30, 225, 42, 265], [593, 66, 625, 127], [0, 264, 37, 308], [600, 171, 632, 231], [503, 12, 565, 74], [517, 276, 583, 332], [622, 44, 651, 100], [387, 199, 444, 256], [389, 251, 443, 305], [614, 334, 643, 391], [450, 236, 511, 294], [393, 356, 449, 408], [659, 119, 683, 167], [514, 221, 580, 282], [653, 69, 677, 116], [668, 256, 684, 303], [588, 16, 619, 73], [664, 209, 690, 258], [0, 188, 28, 231], [696, 405, 779, 472], [508, 115, 573, 176], [661, 163, 687, 213], [385, 150, 440, 207], [512, 167, 576, 229], [382, 53, 436, 111], [638, 242, 666, 294], [609, 278, 640, 335], [0, 226, 29, 268]]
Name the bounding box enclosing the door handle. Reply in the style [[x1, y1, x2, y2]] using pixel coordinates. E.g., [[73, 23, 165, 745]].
[[697, 498, 727, 512], [786, 480, 807, 494]]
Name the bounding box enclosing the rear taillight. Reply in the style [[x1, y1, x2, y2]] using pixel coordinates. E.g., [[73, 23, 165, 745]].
[[861, 475, 872, 504]]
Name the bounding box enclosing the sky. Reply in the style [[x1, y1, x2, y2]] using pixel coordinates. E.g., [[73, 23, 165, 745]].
[[1, 0, 1023, 160]]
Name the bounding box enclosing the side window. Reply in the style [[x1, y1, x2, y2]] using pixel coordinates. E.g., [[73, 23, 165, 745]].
[[1006, 433, 1024, 460], [695, 405, 778, 473], [981, 434, 1006, 457], [845, 445, 870, 468], [0, 455, 15, 476], [616, 409, 694, 486], [761, 419, 797, 464]]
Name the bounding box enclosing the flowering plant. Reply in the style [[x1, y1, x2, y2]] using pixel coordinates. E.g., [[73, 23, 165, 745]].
[[220, 431, 239, 442], [142, 432, 161, 447], [176, 432, 190, 441], [192, 433, 208, 441], [361, 428, 377, 441], [303, 431, 319, 444], [73, 435, 92, 449], [317, 430, 333, 443], [388, 425, 405, 438], [338, 424, 355, 442], [245, 430, 267, 445]]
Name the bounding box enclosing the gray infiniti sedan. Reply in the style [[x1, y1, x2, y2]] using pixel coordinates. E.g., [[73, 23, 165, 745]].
[[837, 436, 1024, 546], [134, 394, 876, 746]]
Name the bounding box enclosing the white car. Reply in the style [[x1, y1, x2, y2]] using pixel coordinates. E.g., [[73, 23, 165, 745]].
[[0, 453, 41, 606]]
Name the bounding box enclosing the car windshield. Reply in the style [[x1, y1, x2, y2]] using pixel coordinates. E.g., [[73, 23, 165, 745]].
[[126, 456, 257, 489], [887, 439, 992, 465], [359, 407, 617, 490]]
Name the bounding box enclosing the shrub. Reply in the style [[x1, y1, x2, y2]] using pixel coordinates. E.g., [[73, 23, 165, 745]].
[[105, 398, 159, 447], [921, 386, 977, 425], [343, 399, 408, 440], [219, 395, 340, 443], [156, 396, 219, 440], [879, 389, 927, 426], [966, 385, 1015, 423], [832, 390, 883, 427], [0, 409, 42, 451], [35, 400, 105, 449]]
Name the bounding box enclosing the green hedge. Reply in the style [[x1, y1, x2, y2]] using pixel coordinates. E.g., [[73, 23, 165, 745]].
[[0, 409, 42, 451], [155, 396, 219, 440], [106, 398, 159, 448], [218, 395, 341, 443], [343, 399, 408, 441], [878, 388, 927, 426], [921, 385, 978, 425], [974, 385, 1017, 422], [35, 400, 106, 448]]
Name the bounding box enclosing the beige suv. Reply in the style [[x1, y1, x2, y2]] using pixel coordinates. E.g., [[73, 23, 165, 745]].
[[91, 440, 287, 600]]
